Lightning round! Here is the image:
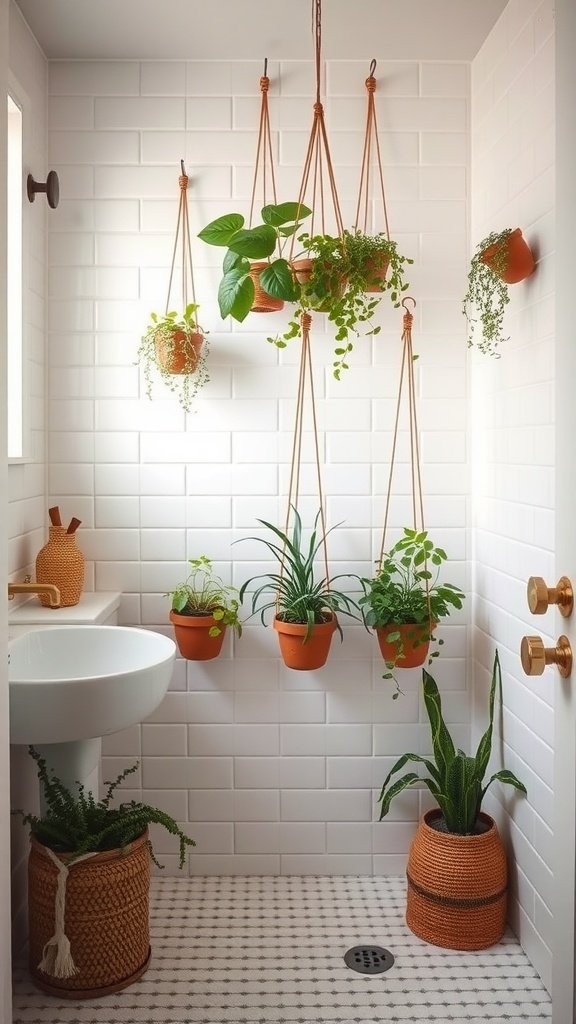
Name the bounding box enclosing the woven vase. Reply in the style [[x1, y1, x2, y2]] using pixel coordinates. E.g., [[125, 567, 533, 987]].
[[28, 832, 151, 998], [406, 809, 507, 950], [35, 526, 85, 607]]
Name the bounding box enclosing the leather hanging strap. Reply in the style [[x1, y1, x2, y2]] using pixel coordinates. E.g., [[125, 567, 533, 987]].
[[354, 59, 391, 238], [164, 162, 198, 327], [249, 59, 278, 226]]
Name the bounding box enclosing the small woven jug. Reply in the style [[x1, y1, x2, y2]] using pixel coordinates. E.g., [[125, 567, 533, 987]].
[[36, 526, 85, 607]]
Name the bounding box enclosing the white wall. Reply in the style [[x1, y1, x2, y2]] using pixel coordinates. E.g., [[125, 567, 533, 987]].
[[470, 0, 554, 992], [8, 0, 48, 951], [46, 55, 470, 875]]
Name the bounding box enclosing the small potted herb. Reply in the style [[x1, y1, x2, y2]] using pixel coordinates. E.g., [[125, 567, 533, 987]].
[[463, 227, 535, 356], [166, 555, 242, 661], [360, 528, 464, 695], [238, 508, 360, 670], [378, 652, 526, 949], [138, 302, 209, 412], [198, 202, 312, 319], [15, 747, 195, 996]]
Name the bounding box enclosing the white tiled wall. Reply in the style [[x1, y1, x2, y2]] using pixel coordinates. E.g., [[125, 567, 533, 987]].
[[470, 0, 554, 991], [7, 0, 47, 949], [45, 56, 470, 877]]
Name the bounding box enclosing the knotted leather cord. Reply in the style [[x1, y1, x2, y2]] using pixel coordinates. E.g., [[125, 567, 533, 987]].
[[378, 298, 432, 622], [248, 59, 278, 226], [165, 161, 198, 329], [354, 59, 391, 238]]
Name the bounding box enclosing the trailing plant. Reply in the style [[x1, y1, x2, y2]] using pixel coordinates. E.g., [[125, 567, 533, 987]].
[[138, 302, 209, 413], [463, 228, 513, 357], [238, 507, 361, 642], [13, 747, 196, 868], [273, 230, 413, 378], [360, 528, 465, 695], [378, 650, 527, 834], [197, 202, 312, 321], [166, 554, 242, 638]]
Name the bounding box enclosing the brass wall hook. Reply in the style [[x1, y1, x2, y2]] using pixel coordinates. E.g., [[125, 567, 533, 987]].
[[527, 575, 573, 617], [27, 170, 59, 209], [520, 634, 573, 678]]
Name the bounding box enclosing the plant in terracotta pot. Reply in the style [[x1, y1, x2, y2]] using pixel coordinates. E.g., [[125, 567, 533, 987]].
[[274, 229, 413, 379], [359, 528, 464, 696], [14, 747, 195, 998], [166, 555, 242, 661], [198, 202, 312, 319], [378, 651, 527, 950], [238, 508, 361, 670], [463, 227, 535, 356], [138, 302, 209, 412]]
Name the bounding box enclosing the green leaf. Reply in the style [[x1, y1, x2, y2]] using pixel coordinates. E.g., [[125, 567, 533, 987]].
[[261, 202, 312, 226], [218, 269, 253, 321], [483, 769, 527, 796], [228, 225, 277, 259], [422, 668, 456, 787], [223, 249, 247, 273], [259, 259, 298, 300], [198, 213, 245, 246]]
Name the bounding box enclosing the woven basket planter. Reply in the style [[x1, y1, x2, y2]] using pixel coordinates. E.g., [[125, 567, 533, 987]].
[[249, 262, 284, 313], [406, 809, 507, 950], [28, 831, 150, 998], [36, 526, 85, 607]]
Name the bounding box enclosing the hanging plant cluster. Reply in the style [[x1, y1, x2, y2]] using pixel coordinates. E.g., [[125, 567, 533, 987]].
[[463, 226, 535, 356]]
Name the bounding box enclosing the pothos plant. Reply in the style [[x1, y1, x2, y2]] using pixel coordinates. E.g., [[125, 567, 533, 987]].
[[359, 528, 465, 697], [165, 555, 242, 639], [197, 202, 312, 320], [273, 230, 413, 378], [462, 228, 513, 357], [138, 302, 209, 413]]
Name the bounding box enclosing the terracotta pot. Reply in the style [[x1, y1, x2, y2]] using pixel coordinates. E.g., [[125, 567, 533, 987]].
[[249, 262, 284, 313], [169, 610, 226, 661], [36, 526, 85, 608], [376, 622, 434, 668], [273, 613, 336, 670], [28, 831, 150, 998], [154, 329, 204, 375], [479, 227, 535, 284], [406, 809, 507, 950], [291, 258, 347, 313], [363, 253, 390, 293]]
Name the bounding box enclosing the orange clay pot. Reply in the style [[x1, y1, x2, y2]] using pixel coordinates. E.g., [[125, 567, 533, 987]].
[[154, 330, 204, 375], [406, 809, 507, 950], [376, 622, 435, 669], [273, 614, 337, 670], [479, 227, 535, 284], [249, 262, 284, 313], [363, 253, 390, 293], [291, 258, 347, 313], [169, 610, 226, 661]]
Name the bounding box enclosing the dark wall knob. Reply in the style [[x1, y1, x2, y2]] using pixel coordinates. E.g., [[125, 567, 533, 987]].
[[27, 170, 59, 209]]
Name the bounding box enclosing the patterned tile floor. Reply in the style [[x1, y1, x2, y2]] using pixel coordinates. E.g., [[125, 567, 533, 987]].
[[12, 875, 552, 1023]]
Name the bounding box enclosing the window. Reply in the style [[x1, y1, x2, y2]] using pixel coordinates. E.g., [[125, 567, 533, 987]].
[[7, 93, 23, 460]]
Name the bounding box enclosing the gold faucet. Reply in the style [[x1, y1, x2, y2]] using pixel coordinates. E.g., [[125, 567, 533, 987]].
[[8, 578, 61, 608]]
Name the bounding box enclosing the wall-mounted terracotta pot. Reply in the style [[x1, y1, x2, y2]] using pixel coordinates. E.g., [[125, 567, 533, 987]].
[[155, 330, 204, 375], [273, 613, 336, 670], [480, 227, 535, 284], [291, 258, 347, 313], [169, 610, 226, 661], [249, 262, 284, 313], [376, 622, 434, 669]]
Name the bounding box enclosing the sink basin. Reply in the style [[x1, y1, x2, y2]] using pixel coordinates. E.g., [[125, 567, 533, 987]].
[[9, 625, 176, 745]]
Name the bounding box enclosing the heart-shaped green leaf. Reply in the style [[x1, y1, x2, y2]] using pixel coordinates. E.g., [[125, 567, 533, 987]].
[[198, 213, 245, 246], [218, 269, 253, 321], [223, 249, 248, 273], [228, 225, 277, 259], [259, 259, 298, 300], [262, 202, 312, 226]]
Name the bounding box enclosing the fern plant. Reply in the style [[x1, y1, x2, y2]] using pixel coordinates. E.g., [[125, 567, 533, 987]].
[[13, 747, 196, 868], [378, 651, 527, 834]]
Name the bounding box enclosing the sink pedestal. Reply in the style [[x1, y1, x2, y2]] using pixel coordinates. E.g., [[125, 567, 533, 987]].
[[36, 738, 101, 811]]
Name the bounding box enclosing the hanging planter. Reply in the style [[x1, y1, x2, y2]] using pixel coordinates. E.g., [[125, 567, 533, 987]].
[[273, 612, 337, 670], [375, 622, 434, 669], [463, 226, 535, 357], [166, 556, 242, 661], [138, 164, 209, 412]]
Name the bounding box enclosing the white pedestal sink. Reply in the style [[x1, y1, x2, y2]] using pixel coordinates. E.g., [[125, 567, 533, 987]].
[[9, 625, 176, 794]]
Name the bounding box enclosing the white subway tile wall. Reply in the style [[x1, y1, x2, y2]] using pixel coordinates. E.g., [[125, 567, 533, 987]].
[[43, 56, 472, 877], [471, 0, 554, 992]]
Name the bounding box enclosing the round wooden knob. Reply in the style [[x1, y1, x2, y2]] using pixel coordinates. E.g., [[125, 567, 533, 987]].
[[520, 634, 573, 678]]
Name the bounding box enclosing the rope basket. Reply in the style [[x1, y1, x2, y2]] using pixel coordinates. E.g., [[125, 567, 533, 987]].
[[249, 262, 284, 313], [36, 526, 85, 608], [406, 809, 507, 950], [28, 832, 150, 998]]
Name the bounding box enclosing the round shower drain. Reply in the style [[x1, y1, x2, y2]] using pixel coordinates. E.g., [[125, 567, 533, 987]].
[[344, 945, 395, 975]]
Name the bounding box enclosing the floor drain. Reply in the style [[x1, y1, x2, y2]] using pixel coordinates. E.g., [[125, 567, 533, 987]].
[[344, 945, 395, 975]]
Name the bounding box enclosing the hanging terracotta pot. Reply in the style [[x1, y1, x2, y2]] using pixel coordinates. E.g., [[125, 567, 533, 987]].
[[363, 253, 390, 293], [479, 227, 535, 284], [406, 809, 507, 950], [376, 622, 434, 669], [274, 613, 336, 670], [291, 258, 347, 313], [249, 262, 284, 313], [154, 329, 204, 375], [169, 610, 226, 661]]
